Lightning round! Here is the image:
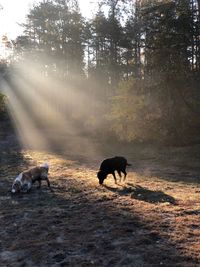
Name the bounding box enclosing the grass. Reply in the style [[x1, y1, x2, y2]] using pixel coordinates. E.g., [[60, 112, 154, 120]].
[[0, 138, 200, 266]]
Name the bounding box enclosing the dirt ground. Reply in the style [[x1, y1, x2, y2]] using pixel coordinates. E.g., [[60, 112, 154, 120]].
[[0, 130, 200, 266]]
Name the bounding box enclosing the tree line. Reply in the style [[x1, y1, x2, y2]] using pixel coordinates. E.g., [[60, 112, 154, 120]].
[[1, 0, 200, 145]]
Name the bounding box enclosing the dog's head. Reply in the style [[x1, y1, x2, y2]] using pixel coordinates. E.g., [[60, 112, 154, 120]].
[[11, 180, 21, 193], [97, 170, 107, 185]]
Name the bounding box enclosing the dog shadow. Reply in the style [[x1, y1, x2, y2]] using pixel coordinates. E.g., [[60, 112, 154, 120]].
[[103, 183, 176, 204]]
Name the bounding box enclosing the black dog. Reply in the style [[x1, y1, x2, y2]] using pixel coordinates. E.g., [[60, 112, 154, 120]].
[[97, 156, 131, 185]]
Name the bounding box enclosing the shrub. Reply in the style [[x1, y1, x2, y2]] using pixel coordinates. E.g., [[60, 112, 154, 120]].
[[108, 78, 165, 143]]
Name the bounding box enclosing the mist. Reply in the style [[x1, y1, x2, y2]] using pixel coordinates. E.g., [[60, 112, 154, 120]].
[[1, 56, 109, 161]]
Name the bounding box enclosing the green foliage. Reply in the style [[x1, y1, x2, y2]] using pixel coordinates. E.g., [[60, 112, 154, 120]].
[[16, 0, 85, 78], [109, 73, 200, 144], [108, 78, 161, 142], [11, 0, 200, 145]]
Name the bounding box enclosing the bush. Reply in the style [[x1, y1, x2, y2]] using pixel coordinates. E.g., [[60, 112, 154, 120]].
[[108, 78, 170, 143]]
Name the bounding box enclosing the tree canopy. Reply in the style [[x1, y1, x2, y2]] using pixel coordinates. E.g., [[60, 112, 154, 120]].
[[1, 0, 200, 145]]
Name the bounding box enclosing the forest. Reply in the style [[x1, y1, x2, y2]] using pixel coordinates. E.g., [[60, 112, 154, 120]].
[[0, 1, 200, 266], [0, 0, 200, 145]]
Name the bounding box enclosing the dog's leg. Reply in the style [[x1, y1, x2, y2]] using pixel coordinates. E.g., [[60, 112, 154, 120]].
[[112, 172, 117, 184], [37, 180, 41, 189], [27, 187, 32, 193], [22, 182, 32, 193], [46, 178, 53, 192], [21, 184, 28, 193], [122, 170, 127, 181], [117, 170, 122, 182]]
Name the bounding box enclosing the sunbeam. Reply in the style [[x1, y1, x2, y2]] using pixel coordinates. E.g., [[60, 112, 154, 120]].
[[2, 57, 105, 159]]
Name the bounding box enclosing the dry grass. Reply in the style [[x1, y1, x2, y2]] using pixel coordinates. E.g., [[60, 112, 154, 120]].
[[0, 139, 200, 266]]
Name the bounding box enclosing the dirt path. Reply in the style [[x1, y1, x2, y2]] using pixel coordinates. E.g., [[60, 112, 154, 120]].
[[0, 134, 200, 266]]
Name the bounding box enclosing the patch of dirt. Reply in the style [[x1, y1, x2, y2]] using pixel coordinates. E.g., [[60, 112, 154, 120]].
[[0, 134, 200, 266]]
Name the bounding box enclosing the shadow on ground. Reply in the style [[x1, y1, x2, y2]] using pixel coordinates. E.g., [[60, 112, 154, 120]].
[[104, 183, 176, 204], [0, 125, 200, 266], [0, 135, 195, 266], [0, 120, 31, 196], [0, 178, 192, 266]]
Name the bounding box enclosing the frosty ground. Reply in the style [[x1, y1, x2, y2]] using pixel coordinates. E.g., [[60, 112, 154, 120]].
[[0, 131, 200, 267]]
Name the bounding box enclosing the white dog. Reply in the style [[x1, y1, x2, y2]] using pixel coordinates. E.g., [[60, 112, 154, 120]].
[[11, 163, 52, 193]]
